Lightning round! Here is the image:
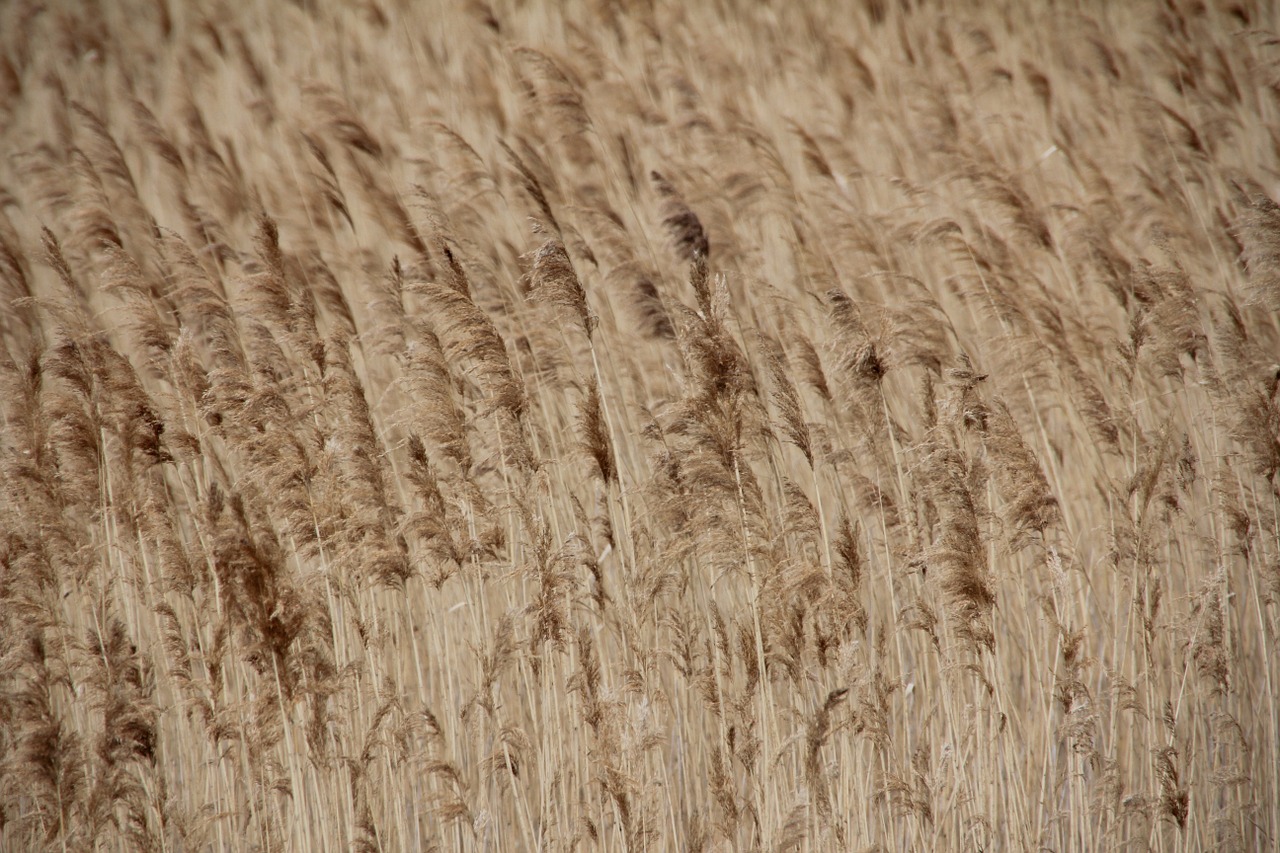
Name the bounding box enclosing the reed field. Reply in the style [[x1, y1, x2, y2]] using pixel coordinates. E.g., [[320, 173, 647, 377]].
[[2, 0, 1280, 849]]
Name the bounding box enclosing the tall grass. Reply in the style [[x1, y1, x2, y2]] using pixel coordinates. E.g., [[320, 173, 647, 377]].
[[2, 0, 1278, 850]]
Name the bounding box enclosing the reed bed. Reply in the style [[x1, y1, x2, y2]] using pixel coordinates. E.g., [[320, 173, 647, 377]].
[[1, 0, 1278, 850]]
